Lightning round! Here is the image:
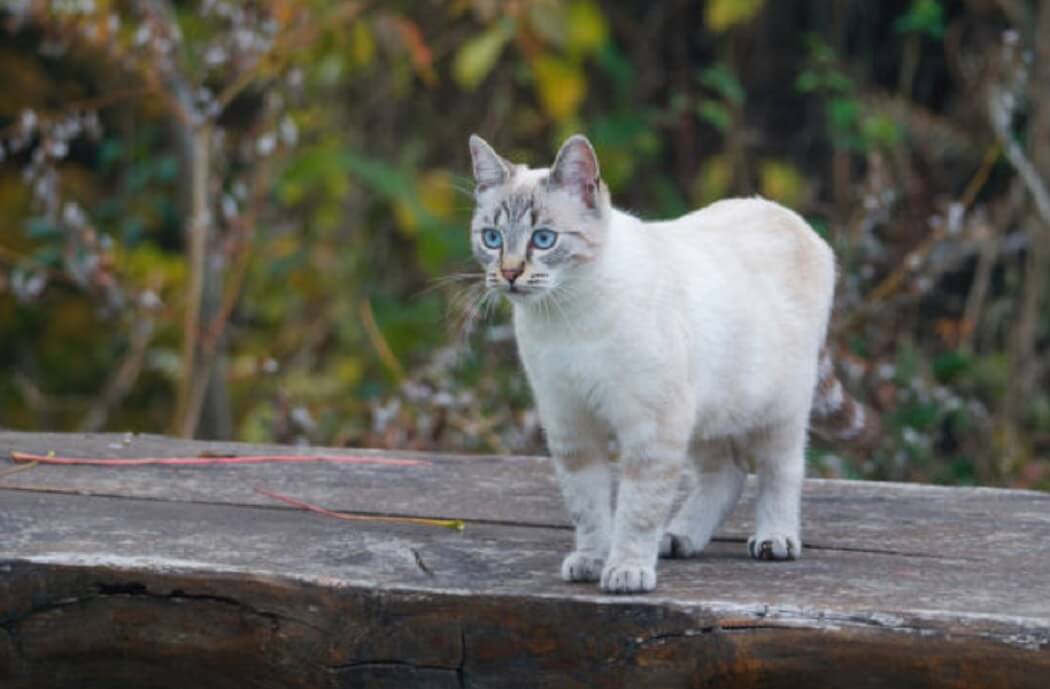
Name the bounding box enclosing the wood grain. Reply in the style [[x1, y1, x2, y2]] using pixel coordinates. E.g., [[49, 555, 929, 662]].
[[1, 431, 1048, 688]]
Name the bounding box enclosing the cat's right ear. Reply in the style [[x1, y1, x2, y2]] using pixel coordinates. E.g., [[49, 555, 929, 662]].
[[549, 134, 601, 211], [469, 134, 510, 194]]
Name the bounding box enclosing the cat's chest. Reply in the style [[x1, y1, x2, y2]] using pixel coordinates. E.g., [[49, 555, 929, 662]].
[[513, 311, 629, 388]]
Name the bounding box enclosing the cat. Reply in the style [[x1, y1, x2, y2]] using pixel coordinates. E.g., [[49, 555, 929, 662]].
[[467, 133, 873, 594]]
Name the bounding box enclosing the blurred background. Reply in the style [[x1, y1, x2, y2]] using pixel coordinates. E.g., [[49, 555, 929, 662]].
[[1, 0, 1047, 489]]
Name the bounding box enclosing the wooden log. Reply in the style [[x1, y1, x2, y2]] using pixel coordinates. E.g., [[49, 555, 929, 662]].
[[0, 431, 1048, 688]]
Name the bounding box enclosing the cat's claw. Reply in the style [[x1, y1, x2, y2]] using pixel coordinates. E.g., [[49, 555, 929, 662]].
[[747, 533, 801, 561], [600, 562, 656, 593], [659, 532, 698, 559], [561, 552, 604, 582]]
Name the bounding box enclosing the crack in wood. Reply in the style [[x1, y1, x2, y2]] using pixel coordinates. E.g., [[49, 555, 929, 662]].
[[0, 581, 324, 635], [327, 626, 468, 689], [327, 659, 461, 673], [457, 628, 467, 689], [631, 614, 1050, 653], [410, 548, 434, 577]]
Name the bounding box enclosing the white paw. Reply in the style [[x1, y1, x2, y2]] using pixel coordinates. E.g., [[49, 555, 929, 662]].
[[747, 533, 801, 561], [600, 562, 656, 593], [561, 552, 604, 582], [659, 532, 698, 559]]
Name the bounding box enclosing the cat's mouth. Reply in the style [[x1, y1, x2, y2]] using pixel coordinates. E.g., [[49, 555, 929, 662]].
[[499, 283, 546, 302]]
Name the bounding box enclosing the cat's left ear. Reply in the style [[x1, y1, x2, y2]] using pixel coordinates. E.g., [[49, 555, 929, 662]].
[[549, 134, 601, 211]]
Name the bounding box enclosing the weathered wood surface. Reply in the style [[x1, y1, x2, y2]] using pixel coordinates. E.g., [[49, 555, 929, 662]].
[[0, 431, 1048, 688]]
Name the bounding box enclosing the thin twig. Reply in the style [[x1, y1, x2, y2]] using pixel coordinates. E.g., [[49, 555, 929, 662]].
[[869, 145, 1000, 305], [255, 486, 464, 531], [0, 461, 38, 479], [359, 299, 407, 380], [78, 313, 155, 432], [958, 221, 998, 354], [215, 2, 368, 111], [989, 95, 1050, 228], [841, 144, 1001, 336], [0, 88, 150, 140]]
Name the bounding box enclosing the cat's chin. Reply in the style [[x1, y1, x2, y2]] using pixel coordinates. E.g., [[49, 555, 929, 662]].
[[502, 287, 549, 306]]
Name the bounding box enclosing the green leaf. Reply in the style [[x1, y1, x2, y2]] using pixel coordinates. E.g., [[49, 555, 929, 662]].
[[807, 216, 830, 241], [98, 139, 122, 171], [452, 20, 514, 91], [828, 97, 860, 136], [795, 70, 820, 93], [596, 43, 634, 96], [26, 217, 61, 240], [933, 351, 972, 382], [894, 0, 945, 38], [697, 100, 732, 132], [528, 0, 568, 47], [759, 159, 808, 207], [349, 19, 376, 67], [532, 54, 586, 121], [691, 154, 732, 206], [340, 151, 414, 203], [566, 0, 608, 55], [650, 176, 689, 217], [860, 113, 903, 148], [822, 70, 855, 95], [699, 63, 745, 105], [155, 156, 178, 182], [30, 245, 61, 267], [705, 0, 765, 32], [897, 401, 940, 431]]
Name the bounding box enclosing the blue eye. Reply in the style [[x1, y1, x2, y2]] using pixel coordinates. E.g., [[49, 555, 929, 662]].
[[481, 228, 502, 249], [531, 229, 557, 250]]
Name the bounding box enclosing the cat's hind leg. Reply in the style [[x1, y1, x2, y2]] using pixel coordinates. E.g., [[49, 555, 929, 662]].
[[746, 416, 807, 561], [659, 437, 746, 559]]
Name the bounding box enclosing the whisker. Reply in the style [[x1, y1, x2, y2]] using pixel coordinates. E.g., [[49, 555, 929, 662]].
[[432, 174, 477, 199], [416, 272, 485, 297], [549, 288, 581, 340], [451, 284, 503, 352]]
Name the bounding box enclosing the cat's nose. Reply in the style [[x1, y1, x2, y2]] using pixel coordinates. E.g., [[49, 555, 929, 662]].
[[501, 264, 524, 284]]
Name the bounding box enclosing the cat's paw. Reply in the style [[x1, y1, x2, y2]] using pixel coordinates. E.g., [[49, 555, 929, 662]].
[[747, 533, 801, 561], [659, 532, 698, 559], [561, 552, 604, 582], [600, 562, 656, 593]]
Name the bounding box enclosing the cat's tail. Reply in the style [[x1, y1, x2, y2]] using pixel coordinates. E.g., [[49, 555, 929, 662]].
[[809, 347, 880, 447]]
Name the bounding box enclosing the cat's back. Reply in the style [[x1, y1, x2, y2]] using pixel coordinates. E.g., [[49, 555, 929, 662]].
[[657, 197, 823, 248], [654, 196, 834, 297]]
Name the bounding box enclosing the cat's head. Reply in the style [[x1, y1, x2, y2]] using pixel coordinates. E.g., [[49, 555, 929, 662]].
[[468, 134, 610, 304]]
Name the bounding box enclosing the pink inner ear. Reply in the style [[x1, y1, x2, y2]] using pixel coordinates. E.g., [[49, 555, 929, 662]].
[[552, 141, 599, 210], [571, 178, 598, 210]]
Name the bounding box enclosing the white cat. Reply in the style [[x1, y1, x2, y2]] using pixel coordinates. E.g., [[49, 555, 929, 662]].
[[468, 133, 871, 594]]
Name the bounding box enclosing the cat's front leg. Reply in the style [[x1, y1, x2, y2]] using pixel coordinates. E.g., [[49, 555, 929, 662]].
[[603, 426, 689, 594], [547, 433, 613, 583]]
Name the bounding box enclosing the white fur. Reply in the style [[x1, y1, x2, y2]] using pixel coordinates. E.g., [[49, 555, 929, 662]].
[[469, 137, 836, 593], [513, 201, 834, 592]]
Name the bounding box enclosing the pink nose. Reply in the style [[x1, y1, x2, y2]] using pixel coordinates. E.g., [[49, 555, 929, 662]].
[[501, 265, 524, 284]]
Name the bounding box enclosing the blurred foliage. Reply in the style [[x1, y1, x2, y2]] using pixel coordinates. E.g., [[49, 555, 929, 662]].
[[1, 0, 1048, 490]]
